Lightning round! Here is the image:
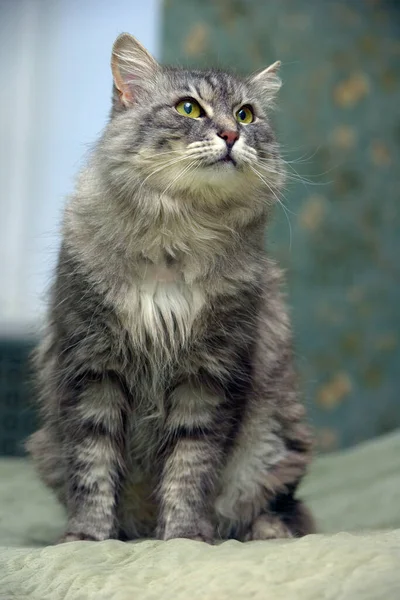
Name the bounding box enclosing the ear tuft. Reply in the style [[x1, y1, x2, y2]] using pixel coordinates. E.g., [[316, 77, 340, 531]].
[[264, 60, 281, 75], [111, 33, 158, 109], [249, 61, 282, 105]]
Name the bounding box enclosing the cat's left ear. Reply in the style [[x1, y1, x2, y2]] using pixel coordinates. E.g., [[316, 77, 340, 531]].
[[111, 33, 159, 109], [249, 61, 282, 104]]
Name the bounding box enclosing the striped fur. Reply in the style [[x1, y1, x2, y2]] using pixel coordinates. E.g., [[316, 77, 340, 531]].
[[27, 34, 314, 543]]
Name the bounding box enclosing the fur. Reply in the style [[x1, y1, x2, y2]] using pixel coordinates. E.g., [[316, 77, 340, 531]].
[[27, 33, 314, 543]]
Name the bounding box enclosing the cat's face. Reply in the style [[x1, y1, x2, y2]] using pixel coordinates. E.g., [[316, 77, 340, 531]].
[[105, 34, 283, 202]]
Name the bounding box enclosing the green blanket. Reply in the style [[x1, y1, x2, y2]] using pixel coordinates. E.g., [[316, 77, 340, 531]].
[[1, 432, 400, 599]]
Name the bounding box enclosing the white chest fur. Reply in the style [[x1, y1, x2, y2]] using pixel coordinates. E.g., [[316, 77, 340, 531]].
[[118, 262, 205, 353]]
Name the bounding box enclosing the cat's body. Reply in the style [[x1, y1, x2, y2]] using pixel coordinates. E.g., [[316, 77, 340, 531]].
[[28, 34, 314, 542]]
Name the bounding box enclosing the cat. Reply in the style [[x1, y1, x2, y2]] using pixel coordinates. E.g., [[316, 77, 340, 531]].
[[27, 33, 314, 543]]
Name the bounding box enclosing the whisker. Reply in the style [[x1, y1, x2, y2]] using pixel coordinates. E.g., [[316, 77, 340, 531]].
[[160, 160, 197, 199], [138, 150, 183, 160], [250, 165, 293, 250], [256, 157, 331, 188], [138, 155, 192, 191], [104, 149, 183, 163], [257, 163, 310, 186]]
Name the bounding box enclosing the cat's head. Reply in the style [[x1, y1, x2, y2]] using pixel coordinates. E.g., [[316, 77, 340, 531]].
[[103, 33, 283, 204]]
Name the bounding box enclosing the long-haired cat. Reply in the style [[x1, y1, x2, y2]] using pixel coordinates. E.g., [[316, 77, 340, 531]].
[[27, 33, 314, 543]]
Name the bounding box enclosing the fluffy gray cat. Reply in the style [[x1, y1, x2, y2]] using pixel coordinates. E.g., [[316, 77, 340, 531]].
[[27, 33, 314, 543]]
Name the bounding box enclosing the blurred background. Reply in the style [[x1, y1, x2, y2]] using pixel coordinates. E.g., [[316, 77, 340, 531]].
[[0, 0, 399, 456]]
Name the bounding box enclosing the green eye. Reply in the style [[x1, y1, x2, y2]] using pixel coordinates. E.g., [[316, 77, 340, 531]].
[[236, 105, 254, 124], [176, 99, 203, 119]]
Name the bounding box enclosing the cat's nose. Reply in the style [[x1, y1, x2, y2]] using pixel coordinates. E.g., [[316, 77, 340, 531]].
[[218, 129, 239, 148]]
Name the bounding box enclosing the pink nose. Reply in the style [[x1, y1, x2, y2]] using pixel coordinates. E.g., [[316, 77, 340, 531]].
[[218, 129, 239, 148]]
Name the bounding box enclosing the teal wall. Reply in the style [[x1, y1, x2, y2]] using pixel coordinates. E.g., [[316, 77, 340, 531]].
[[162, 0, 400, 451], [0, 339, 37, 456]]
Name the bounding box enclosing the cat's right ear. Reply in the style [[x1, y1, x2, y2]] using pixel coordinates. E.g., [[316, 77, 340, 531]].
[[111, 33, 158, 109]]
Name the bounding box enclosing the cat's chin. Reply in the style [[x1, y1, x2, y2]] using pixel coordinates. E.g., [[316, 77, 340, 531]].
[[197, 163, 240, 184], [213, 156, 237, 167], [159, 157, 252, 198], [183, 163, 252, 198]]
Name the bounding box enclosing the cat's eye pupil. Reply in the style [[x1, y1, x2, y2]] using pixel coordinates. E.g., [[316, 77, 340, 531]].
[[176, 99, 202, 119], [238, 109, 246, 121]]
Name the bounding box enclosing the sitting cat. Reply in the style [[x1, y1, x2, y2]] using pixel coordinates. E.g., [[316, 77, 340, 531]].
[[27, 33, 314, 543]]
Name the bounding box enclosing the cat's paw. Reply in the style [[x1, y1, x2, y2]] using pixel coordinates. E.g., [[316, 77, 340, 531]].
[[244, 513, 293, 541], [158, 518, 214, 544], [57, 532, 102, 544]]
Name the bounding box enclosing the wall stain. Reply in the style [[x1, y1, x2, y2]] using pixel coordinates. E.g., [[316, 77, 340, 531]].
[[340, 332, 362, 356], [330, 125, 357, 150], [334, 169, 363, 195], [316, 372, 352, 409], [375, 333, 397, 352], [315, 428, 339, 451], [370, 140, 392, 166], [381, 69, 398, 92], [184, 23, 209, 56], [333, 73, 370, 108], [299, 195, 326, 231], [358, 34, 378, 56], [364, 364, 384, 389]]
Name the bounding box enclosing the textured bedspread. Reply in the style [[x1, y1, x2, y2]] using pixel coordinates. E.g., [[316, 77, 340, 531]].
[[1, 432, 400, 599]]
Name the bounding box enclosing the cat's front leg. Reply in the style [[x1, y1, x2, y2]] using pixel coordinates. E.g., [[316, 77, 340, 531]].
[[157, 382, 225, 543], [214, 370, 314, 541], [59, 371, 128, 542]]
